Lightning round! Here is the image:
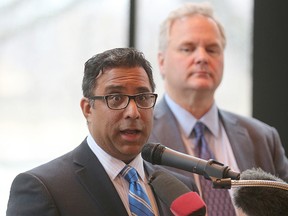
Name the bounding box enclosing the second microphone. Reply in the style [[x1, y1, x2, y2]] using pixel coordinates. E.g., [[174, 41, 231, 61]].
[[142, 143, 240, 180]]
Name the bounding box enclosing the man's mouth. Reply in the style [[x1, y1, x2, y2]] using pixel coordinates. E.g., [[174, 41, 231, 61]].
[[121, 129, 141, 134], [120, 129, 142, 142]]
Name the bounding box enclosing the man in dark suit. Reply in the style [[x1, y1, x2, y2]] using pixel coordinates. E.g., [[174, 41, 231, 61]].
[[148, 2, 288, 216], [6, 48, 198, 216]]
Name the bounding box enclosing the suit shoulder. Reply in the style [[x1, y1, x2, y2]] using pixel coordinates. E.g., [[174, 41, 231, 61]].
[[27, 150, 74, 176], [220, 110, 276, 132], [25, 140, 91, 178], [21, 141, 89, 187]]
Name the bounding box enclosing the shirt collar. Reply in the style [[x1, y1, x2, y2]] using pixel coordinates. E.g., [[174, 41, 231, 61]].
[[165, 94, 220, 137], [87, 133, 145, 181]]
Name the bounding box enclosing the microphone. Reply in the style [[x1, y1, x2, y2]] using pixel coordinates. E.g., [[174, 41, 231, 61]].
[[149, 170, 206, 216], [232, 168, 288, 216], [142, 143, 240, 180]]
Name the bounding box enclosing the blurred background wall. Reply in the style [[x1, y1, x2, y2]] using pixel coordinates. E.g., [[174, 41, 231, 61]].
[[1, 0, 286, 215]]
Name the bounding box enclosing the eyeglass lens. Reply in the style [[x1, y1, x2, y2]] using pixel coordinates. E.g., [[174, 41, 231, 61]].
[[106, 94, 155, 109]]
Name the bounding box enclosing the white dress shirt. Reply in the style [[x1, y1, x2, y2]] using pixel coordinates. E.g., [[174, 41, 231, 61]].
[[87, 133, 159, 216]]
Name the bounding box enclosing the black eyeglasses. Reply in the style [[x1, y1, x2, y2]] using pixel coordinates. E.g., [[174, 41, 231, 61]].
[[88, 93, 158, 110]]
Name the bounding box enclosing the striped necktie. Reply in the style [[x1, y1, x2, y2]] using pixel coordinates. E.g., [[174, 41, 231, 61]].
[[120, 165, 154, 216], [194, 121, 236, 216]]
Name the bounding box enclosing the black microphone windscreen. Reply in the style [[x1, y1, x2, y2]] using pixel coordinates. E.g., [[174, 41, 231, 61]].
[[149, 170, 191, 206]]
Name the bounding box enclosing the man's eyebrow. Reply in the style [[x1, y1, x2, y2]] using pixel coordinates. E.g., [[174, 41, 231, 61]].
[[181, 41, 195, 46], [104, 85, 151, 93], [104, 85, 125, 93], [136, 86, 152, 92]]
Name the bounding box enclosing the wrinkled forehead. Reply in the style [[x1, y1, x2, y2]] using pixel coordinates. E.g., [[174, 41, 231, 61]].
[[94, 67, 152, 93]]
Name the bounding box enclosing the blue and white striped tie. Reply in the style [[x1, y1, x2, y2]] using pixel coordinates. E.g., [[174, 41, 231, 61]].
[[121, 165, 154, 216]]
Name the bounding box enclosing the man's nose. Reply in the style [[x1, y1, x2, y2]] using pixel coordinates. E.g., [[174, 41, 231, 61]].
[[124, 99, 140, 119], [194, 47, 208, 64]]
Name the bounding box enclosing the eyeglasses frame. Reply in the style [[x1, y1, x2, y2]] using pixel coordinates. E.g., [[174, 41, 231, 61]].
[[88, 93, 158, 110]]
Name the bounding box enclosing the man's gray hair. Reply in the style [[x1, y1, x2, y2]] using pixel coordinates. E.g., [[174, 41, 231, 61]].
[[158, 2, 226, 52]]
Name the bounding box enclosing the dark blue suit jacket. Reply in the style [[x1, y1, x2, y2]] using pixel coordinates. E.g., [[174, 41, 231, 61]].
[[6, 139, 198, 216], [149, 97, 288, 182]]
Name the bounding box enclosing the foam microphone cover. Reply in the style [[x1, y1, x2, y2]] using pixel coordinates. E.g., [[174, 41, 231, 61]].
[[233, 168, 288, 216], [170, 192, 206, 216], [149, 170, 206, 216]]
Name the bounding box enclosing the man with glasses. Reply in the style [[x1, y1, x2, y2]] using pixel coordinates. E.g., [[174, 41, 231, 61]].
[[6, 48, 198, 216]]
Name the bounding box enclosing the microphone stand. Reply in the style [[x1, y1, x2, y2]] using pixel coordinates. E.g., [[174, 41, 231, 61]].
[[210, 177, 288, 191]]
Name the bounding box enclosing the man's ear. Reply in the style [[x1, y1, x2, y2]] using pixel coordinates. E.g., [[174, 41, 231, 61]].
[[80, 97, 92, 121], [158, 52, 166, 79]]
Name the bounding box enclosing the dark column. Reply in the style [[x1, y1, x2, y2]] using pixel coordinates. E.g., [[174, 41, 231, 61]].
[[128, 0, 136, 47], [253, 0, 288, 156]]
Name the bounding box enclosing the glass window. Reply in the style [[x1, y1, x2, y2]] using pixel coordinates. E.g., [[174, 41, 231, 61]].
[[0, 0, 253, 214], [0, 0, 129, 213]]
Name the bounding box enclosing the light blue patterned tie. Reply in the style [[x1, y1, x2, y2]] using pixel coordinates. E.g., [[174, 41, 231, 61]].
[[194, 122, 236, 216], [121, 165, 154, 216]]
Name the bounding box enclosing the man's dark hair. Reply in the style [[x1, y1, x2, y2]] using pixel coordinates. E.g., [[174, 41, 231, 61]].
[[233, 168, 288, 216], [82, 47, 155, 98]]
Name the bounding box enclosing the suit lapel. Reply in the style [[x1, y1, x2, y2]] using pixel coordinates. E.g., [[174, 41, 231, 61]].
[[73, 141, 128, 216], [219, 110, 257, 171], [150, 98, 197, 178], [152, 98, 187, 153]]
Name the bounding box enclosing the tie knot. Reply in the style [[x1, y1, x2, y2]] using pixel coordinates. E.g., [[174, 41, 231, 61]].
[[194, 121, 205, 139], [120, 165, 139, 183]]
